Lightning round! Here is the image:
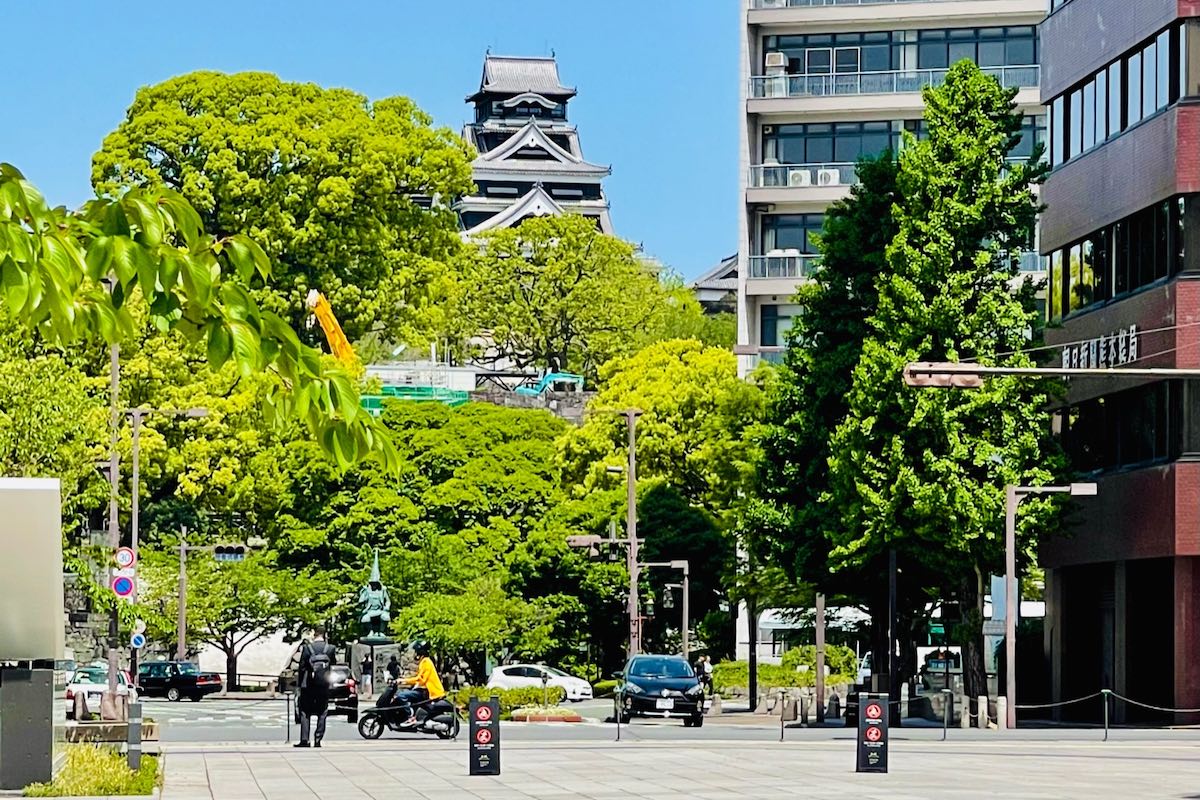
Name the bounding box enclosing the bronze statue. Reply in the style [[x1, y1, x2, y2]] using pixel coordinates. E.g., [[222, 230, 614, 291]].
[[358, 549, 392, 644]]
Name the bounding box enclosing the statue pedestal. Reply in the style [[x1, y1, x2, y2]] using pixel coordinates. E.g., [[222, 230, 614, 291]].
[[359, 634, 394, 647]]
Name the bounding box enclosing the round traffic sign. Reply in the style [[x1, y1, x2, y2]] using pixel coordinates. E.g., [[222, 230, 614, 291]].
[[865, 725, 883, 742], [111, 575, 135, 598], [475, 705, 493, 722], [475, 728, 492, 745], [134, 619, 147, 634], [865, 702, 883, 721], [130, 633, 147, 649], [115, 547, 137, 569]]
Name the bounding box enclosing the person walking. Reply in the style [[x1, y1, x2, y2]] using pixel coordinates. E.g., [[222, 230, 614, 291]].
[[386, 654, 401, 681], [360, 653, 374, 699], [703, 656, 714, 696], [295, 627, 334, 748]]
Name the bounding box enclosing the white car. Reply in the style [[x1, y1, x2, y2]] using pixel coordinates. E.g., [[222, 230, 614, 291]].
[[65, 664, 138, 719], [486, 664, 594, 702]]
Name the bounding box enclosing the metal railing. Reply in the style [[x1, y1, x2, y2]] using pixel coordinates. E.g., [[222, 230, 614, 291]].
[[748, 254, 820, 279], [752, 0, 955, 6], [1015, 251, 1045, 273], [750, 65, 1039, 98], [750, 163, 857, 188]]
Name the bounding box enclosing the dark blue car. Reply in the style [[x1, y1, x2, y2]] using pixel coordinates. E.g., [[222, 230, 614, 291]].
[[615, 654, 706, 727]]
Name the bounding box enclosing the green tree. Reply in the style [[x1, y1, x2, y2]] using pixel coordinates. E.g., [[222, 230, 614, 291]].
[[456, 215, 669, 378], [92, 71, 475, 344], [561, 339, 764, 511], [0, 164, 395, 471], [649, 276, 736, 350], [824, 62, 1062, 698]]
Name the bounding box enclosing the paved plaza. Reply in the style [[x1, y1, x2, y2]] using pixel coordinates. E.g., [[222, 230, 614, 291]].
[[160, 733, 1200, 799]]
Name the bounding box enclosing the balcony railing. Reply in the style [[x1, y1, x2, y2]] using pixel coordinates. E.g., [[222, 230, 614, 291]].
[[750, 65, 1039, 99], [750, 163, 857, 188], [752, 0, 955, 6], [748, 254, 820, 279], [1014, 251, 1046, 273]]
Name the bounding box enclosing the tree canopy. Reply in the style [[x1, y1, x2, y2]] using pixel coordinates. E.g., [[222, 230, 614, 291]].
[[455, 215, 671, 378], [93, 71, 475, 344]]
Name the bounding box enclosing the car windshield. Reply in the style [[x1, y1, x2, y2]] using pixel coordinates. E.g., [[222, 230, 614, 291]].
[[75, 668, 123, 685], [628, 658, 693, 679], [176, 663, 200, 675]]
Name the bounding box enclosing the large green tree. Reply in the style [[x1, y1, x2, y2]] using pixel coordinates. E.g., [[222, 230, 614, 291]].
[[824, 62, 1063, 698], [93, 71, 474, 344], [456, 215, 671, 378]]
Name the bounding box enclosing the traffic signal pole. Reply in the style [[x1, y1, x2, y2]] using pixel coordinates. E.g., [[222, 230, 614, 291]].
[[625, 409, 642, 659], [177, 526, 188, 662]]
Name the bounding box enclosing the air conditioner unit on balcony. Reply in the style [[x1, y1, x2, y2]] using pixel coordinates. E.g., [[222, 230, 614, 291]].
[[817, 168, 840, 186], [789, 169, 812, 187], [765, 52, 787, 72]]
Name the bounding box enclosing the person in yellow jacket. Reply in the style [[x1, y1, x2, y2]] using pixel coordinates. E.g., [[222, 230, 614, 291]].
[[395, 640, 445, 726]]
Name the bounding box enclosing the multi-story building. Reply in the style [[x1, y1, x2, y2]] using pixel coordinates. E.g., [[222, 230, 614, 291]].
[[1041, 0, 1200, 721], [736, 0, 1048, 377], [456, 55, 613, 237]]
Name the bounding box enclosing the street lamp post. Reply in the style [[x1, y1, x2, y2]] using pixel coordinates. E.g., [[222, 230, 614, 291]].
[[622, 410, 642, 659], [1003, 482, 1097, 729]]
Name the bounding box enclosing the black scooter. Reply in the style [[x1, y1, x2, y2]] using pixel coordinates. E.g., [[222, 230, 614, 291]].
[[357, 681, 461, 740]]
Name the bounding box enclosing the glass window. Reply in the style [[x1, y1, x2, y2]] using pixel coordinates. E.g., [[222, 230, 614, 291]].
[[1128, 52, 1143, 125], [1050, 249, 1064, 322], [1051, 96, 1064, 166], [1083, 82, 1096, 151], [1182, 23, 1191, 98], [1157, 30, 1171, 108], [1079, 239, 1095, 308], [1005, 34, 1035, 65], [1069, 89, 1083, 158], [1114, 220, 1130, 295], [1095, 71, 1108, 143], [919, 41, 948, 70], [1157, 200, 1171, 280], [1142, 41, 1157, 118], [1068, 243, 1084, 312], [835, 47, 860, 74], [1093, 231, 1110, 302], [862, 44, 891, 72], [1109, 62, 1123, 133], [762, 214, 823, 253], [979, 40, 1006, 67]]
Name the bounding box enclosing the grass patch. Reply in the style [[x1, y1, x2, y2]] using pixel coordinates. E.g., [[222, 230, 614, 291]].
[[24, 745, 159, 797]]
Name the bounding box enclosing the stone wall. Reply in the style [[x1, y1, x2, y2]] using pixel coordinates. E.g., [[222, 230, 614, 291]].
[[473, 388, 595, 424]]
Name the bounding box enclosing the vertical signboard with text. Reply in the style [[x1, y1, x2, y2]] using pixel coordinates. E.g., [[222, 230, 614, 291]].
[[856, 692, 889, 773], [469, 696, 501, 776]]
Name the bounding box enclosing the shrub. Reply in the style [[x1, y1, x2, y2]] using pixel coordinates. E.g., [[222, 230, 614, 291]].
[[24, 746, 158, 797], [591, 679, 618, 698], [453, 686, 566, 719], [711, 661, 856, 695], [780, 644, 859, 678]]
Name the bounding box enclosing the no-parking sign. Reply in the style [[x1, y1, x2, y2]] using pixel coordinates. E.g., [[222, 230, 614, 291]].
[[468, 696, 501, 776], [856, 692, 889, 773], [111, 574, 135, 599]]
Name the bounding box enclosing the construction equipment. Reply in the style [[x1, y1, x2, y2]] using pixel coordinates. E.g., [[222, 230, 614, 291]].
[[306, 290, 357, 367]]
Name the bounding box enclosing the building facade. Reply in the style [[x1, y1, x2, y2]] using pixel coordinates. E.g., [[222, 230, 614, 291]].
[[736, 0, 1047, 376], [456, 55, 613, 236], [1041, 0, 1200, 722]]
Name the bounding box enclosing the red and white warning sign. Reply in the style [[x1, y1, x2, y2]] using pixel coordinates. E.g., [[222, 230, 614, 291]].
[[475, 727, 492, 745], [865, 702, 883, 721], [475, 704, 493, 722], [115, 547, 137, 569], [865, 725, 883, 743]]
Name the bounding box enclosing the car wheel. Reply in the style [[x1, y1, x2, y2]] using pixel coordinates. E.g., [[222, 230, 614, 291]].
[[166, 687, 181, 702], [690, 713, 704, 728], [357, 713, 384, 740], [188, 694, 202, 702]]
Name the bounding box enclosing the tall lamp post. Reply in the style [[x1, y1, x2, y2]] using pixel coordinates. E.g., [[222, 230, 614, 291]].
[[623, 410, 642, 658], [1003, 482, 1096, 729]]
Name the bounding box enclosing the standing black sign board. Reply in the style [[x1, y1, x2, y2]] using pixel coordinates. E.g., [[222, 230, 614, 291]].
[[468, 696, 501, 776], [856, 692, 888, 773]]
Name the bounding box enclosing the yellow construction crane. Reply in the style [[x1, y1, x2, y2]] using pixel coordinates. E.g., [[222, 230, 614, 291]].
[[305, 289, 357, 367]]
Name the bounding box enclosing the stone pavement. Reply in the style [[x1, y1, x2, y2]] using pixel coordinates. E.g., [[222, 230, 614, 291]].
[[161, 736, 1200, 799]]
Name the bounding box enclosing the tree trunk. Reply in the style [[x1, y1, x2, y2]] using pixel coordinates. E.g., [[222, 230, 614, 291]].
[[225, 645, 239, 693], [960, 569, 988, 701]]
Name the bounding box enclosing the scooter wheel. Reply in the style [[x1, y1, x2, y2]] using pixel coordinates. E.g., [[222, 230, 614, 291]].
[[436, 713, 461, 740], [358, 713, 384, 740]]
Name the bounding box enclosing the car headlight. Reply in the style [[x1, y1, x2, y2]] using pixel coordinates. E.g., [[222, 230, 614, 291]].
[[624, 682, 645, 695], [685, 684, 704, 697]]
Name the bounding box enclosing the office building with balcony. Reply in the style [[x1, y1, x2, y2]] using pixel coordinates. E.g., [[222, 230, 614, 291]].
[[456, 55, 613, 236], [736, 0, 1047, 375], [1041, 0, 1200, 722]]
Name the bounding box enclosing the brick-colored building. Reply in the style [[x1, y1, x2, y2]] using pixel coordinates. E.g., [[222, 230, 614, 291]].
[[1041, 0, 1200, 721]]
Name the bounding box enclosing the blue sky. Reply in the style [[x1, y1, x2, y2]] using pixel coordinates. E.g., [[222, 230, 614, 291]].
[[1, 1, 738, 278]]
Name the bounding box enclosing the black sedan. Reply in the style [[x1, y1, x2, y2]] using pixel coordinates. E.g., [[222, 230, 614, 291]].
[[614, 654, 706, 727], [137, 661, 223, 702]]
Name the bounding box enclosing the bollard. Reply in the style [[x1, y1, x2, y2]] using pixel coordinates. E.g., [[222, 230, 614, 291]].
[[126, 702, 142, 771], [1102, 690, 1110, 742], [941, 690, 952, 740], [977, 695, 989, 729], [708, 695, 722, 715], [960, 690, 969, 729], [996, 697, 1008, 731], [285, 692, 293, 743], [900, 683, 909, 720]]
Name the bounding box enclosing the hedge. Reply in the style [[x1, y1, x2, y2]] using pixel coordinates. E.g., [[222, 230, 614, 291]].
[[453, 686, 566, 719], [591, 679, 619, 698], [711, 661, 856, 694]]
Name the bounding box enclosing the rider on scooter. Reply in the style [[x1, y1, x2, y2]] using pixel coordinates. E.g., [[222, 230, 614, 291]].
[[395, 640, 446, 726]]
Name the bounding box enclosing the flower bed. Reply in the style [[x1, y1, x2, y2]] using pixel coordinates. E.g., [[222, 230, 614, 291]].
[[508, 705, 583, 723]]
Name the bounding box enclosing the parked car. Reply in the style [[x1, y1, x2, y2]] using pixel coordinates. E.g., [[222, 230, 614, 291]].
[[65, 665, 137, 719], [137, 660, 222, 702], [857, 653, 872, 686], [278, 662, 359, 722], [486, 664, 594, 702], [614, 654, 705, 727]]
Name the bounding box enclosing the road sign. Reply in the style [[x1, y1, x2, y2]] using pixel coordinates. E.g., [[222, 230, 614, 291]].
[[133, 619, 147, 635], [111, 575, 135, 599], [469, 696, 501, 776], [130, 633, 147, 649], [114, 547, 137, 569], [856, 692, 889, 774], [982, 619, 1006, 636]]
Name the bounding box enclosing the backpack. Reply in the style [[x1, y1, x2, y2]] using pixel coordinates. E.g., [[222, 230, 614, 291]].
[[306, 642, 332, 685]]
